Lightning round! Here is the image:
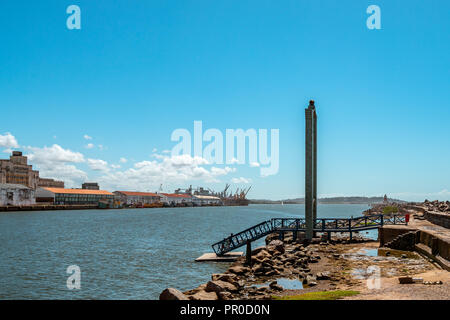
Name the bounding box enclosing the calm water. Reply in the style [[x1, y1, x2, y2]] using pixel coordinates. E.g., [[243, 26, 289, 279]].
[[0, 204, 371, 299]]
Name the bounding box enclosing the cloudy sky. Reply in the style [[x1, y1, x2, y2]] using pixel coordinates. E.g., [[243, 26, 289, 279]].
[[1, 1, 449, 201]]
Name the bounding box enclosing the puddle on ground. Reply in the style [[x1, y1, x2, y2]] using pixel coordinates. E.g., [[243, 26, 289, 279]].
[[354, 248, 420, 260], [251, 278, 303, 290], [377, 248, 419, 259], [357, 248, 378, 257], [351, 268, 371, 280]]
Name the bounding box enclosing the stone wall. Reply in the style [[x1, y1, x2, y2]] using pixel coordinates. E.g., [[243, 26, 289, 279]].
[[424, 211, 450, 229], [419, 230, 450, 261], [378, 226, 418, 247], [379, 226, 450, 263]]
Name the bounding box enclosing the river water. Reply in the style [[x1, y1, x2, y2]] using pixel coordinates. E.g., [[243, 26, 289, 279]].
[[0, 204, 372, 299]]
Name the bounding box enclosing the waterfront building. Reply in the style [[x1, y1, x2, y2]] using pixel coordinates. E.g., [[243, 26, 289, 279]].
[[35, 187, 114, 205], [82, 182, 100, 190], [38, 178, 65, 188], [0, 151, 39, 189], [113, 191, 161, 206], [192, 195, 222, 206], [0, 151, 64, 190], [160, 193, 192, 206], [0, 183, 36, 206]]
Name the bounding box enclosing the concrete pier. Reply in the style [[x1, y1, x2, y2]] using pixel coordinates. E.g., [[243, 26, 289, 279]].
[[195, 252, 243, 262]]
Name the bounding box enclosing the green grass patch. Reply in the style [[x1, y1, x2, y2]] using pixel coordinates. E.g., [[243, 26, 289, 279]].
[[273, 290, 360, 300], [383, 206, 399, 214]]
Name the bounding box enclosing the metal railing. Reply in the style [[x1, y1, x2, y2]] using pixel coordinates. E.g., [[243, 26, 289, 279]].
[[212, 214, 407, 256]]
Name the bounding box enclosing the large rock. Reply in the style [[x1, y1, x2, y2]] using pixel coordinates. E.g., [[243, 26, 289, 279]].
[[254, 249, 271, 260], [268, 240, 285, 254], [211, 273, 239, 286], [303, 274, 317, 286], [228, 265, 250, 275], [265, 233, 280, 245], [189, 290, 219, 300], [159, 288, 189, 300], [217, 291, 234, 300], [269, 281, 284, 291], [206, 280, 238, 293], [251, 246, 269, 255]]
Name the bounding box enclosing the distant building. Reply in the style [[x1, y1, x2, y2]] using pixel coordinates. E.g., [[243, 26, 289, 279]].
[[113, 191, 161, 205], [36, 187, 114, 205], [0, 183, 36, 206], [38, 178, 65, 188], [192, 195, 222, 206], [160, 193, 192, 206], [0, 151, 64, 190], [82, 182, 100, 190], [0, 151, 39, 189]]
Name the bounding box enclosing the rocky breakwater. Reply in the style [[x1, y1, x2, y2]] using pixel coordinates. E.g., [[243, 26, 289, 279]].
[[422, 200, 450, 214], [160, 234, 371, 300]]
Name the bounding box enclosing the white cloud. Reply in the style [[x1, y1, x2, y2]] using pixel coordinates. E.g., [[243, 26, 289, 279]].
[[250, 162, 260, 167], [84, 135, 92, 140], [85, 143, 94, 149], [162, 150, 171, 154], [119, 157, 127, 163], [152, 148, 158, 153], [97, 153, 236, 191], [25, 144, 87, 188], [27, 144, 85, 164], [87, 158, 110, 172], [0, 133, 19, 149], [231, 177, 252, 184], [111, 164, 121, 169]]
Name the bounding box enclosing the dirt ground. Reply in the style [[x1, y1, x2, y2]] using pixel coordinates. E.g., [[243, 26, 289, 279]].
[[278, 241, 450, 300]]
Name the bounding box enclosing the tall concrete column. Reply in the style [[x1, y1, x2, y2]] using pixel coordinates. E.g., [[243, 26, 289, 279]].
[[305, 100, 317, 240], [313, 108, 317, 221]]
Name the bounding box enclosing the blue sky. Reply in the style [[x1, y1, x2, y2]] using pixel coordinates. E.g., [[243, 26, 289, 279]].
[[1, 1, 449, 201]]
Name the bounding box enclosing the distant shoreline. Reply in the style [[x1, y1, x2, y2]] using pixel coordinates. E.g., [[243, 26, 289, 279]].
[[250, 196, 409, 205]]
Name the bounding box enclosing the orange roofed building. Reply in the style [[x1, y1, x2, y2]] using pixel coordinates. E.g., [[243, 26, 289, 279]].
[[36, 187, 114, 205], [160, 193, 192, 206], [113, 191, 161, 206]]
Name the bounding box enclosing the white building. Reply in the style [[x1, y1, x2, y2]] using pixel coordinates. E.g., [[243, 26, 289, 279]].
[[160, 193, 192, 206], [192, 195, 222, 206], [113, 191, 161, 205], [0, 183, 36, 206]]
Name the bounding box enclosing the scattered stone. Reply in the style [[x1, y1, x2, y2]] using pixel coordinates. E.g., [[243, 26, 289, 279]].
[[424, 280, 443, 285], [159, 288, 189, 300], [316, 272, 331, 280], [189, 290, 219, 300], [206, 280, 238, 293], [398, 276, 414, 284]]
